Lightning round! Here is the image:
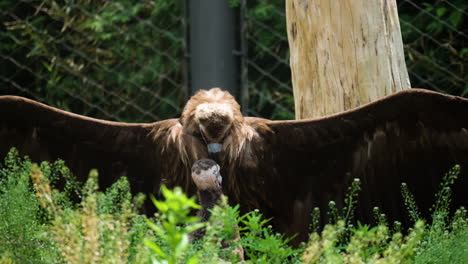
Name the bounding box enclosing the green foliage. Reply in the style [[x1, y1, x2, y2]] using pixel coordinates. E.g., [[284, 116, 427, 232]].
[[1, 0, 184, 122], [310, 207, 321, 234], [245, 0, 295, 119], [301, 172, 468, 264], [38, 159, 82, 209], [410, 172, 468, 264], [414, 223, 468, 264], [302, 220, 426, 263], [301, 164, 468, 263], [373, 207, 389, 228], [0, 149, 59, 263], [196, 196, 244, 263], [401, 182, 422, 224], [314, 178, 362, 228], [0, 148, 154, 263], [32, 163, 154, 263], [430, 164, 460, 228], [399, 0, 468, 96], [97, 176, 133, 215], [327, 200, 339, 225], [240, 209, 301, 263], [0, 150, 467, 263], [144, 185, 203, 264], [343, 178, 361, 226]]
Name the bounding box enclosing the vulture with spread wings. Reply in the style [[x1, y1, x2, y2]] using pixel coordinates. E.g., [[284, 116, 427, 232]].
[[1, 88, 467, 242]]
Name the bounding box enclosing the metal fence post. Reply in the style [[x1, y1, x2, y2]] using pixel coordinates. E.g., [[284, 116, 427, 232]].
[[188, 0, 240, 100]]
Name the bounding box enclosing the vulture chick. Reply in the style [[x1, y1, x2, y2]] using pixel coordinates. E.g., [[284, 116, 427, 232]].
[[1, 88, 468, 244], [189, 159, 244, 261], [190, 159, 223, 223]]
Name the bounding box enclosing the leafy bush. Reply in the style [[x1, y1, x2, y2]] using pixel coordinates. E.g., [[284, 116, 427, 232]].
[[144, 185, 203, 264], [32, 164, 154, 263], [0, 149, 155, 263], [0, 149, 59, 263], [0, 149, 467, 263], [240, 209, 301, 264], [300, 164, 467, 264]]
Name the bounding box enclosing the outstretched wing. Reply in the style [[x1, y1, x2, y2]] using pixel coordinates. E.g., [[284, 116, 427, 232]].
[[0, 96, 171, 197], [259, 89, 468, 242]]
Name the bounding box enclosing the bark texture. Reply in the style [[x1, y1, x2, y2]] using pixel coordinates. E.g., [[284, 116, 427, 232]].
[[286, 0, 411, 119]]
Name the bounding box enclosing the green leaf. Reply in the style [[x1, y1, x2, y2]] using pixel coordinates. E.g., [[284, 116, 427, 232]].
[[449, 11, 463, 27], [154, 200, 169, 212], [436, 7, 447, 17], [186, 256, 199, 264], [175, 234, 189, 256], [460, 48, 468, 57], [185, 222, 205, 233], [144, 239, 167, 258]]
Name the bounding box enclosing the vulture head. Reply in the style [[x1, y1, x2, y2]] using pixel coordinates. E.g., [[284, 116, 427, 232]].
[[180, 88, 245, 160]]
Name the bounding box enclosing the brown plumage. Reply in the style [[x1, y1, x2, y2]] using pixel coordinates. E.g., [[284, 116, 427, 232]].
[[1, 88, 468, 244]]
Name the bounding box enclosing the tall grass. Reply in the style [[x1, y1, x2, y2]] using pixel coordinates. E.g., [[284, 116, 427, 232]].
[[0, 148, 466, 263]]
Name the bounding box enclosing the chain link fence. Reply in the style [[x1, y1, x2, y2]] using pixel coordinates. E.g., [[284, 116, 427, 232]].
[[398, 0, 467, 96], [1, 1, 186, 122], [1, 0, 466, 122], [243, 2, 294, 119], [243, 0, 467, 119]]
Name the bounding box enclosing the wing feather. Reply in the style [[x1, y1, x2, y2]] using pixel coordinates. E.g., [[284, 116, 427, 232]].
[[256, 89, 468, 242], [0, 95, 171, 198]]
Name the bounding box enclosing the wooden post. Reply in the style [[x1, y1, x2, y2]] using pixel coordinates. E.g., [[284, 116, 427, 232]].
[[286, 0, 411, 119]]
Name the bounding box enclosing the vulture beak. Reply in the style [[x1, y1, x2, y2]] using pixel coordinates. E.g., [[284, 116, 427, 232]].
[[195, 102, 234, 163], [207, 142, 222, 163], [199, 124, 223, 163]]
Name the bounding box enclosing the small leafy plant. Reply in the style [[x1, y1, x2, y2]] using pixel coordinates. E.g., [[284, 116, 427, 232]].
[[144, 185, 203, 264], [240, 208, 301, 264]]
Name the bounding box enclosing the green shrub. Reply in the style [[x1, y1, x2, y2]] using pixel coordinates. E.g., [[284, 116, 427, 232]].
[[0, 149, 467, 263], [414, 207, 468, 264], [0, 149, 60, 263], [144, 185, 203, 264], [0, 148, 154, 263], [197, 196, 244, 263], [32, 166, 154, 263], [240, 209, 301, 263]]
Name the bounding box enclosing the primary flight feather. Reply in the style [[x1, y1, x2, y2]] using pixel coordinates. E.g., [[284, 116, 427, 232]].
[[1, 88, 467, 243]]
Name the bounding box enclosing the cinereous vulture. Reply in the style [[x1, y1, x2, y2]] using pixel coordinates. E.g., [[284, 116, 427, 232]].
[[1, 88, 467, 243]]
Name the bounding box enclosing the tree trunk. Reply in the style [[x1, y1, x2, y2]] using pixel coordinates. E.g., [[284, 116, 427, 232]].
[[286, 0, 411, 119]]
